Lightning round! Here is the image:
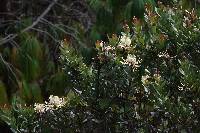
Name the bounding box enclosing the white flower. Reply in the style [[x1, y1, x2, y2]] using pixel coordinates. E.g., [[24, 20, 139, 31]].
[[126, 54, 136, 63], [34, 103, 45, 113], [34, 95, 66, 113], [49, 95, 66, 108], [121, 54, 140, 67], [158, 52, 170, 58], [118, 34, 132, 48], [104, 46, 113, 52], [44, 104, 54, 111], [142, 75, 150, 84], [49, 95, 60, 105]]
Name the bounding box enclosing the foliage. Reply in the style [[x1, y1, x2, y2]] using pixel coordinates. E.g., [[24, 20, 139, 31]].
[[0, 0, 94, 105], [87, 0, 156, 41], [7, 3, 200, 132], [0, 97, 35, 133], [88, 0, 200, 42]]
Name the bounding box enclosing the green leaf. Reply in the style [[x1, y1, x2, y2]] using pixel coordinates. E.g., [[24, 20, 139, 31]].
[[99, 98, 111, 109], [0, 81, 8, 105], [21, 80, 32, 101], [132, 0, 145, 18], [30, 82, 43, 103], [179, 68, 185, 76]]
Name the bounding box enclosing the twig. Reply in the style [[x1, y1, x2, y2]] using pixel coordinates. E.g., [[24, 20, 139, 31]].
[[0, 53, 18, 87], [0, 0, 58, 45], [40, 18, 86, 48], [30, 27, 60, 43]]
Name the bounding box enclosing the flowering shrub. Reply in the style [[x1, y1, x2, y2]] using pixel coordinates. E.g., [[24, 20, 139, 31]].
[[60, 3, 200, 132], [34, 95, 66, 113], [6, 3, 200, 132]]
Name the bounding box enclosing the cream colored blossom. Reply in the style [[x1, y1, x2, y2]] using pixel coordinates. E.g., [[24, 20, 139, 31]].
[[34, 95, 66, 113], [121, 54, 140, 67], [49, 95, 60, 105], [34, 103, 45, 113], [49, 95, 66, 108], [118, 34, 132, 48], [142, 75, 150, 84], [104, 46, 113, 52]]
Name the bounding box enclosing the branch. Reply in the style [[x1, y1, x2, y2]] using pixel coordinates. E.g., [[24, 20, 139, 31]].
[[0, 53, 18, 87], [30, 27, 60, 43], [0, 0, 58, 45]]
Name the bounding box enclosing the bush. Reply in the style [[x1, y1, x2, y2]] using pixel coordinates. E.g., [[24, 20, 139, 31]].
[[4, 3, 200, 132]]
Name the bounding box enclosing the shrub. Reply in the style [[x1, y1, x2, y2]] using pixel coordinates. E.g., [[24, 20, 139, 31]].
[[6, 3, 200, 132]]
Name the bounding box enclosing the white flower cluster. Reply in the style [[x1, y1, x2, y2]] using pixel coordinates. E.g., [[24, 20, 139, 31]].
[[121, 54, 140, 68], [34, 95, 66, 113], [96, 41, 115, 53], [118, 34, 132, 49], [34, 103, 45, 113]]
